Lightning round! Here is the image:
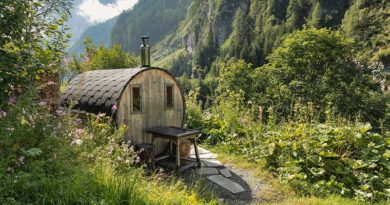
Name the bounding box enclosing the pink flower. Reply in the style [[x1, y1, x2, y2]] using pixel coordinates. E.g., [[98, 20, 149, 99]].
[[62, 57, 70, 65], [83, 56, 90, 63], [112, 104, 117, 111], [8, 96, 16, 105]]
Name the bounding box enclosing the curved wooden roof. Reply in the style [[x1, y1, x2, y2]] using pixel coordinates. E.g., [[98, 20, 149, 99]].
[[61, 67, 151, 115]]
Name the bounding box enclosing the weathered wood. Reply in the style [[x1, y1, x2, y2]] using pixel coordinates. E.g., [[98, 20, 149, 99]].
[[176, 139, 180, 172], [117, 69, 185, 155]]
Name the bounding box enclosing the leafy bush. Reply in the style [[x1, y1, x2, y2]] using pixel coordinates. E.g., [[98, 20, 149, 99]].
[[192, 91, 390, 202], [0, 94, 216, 204], [0, 94, 75, 203]]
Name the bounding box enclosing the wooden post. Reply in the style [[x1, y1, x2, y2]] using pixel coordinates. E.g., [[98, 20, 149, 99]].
[[176, 139, 180, 172], [169, 140, 172, 156], [193, 138, 201, 167]]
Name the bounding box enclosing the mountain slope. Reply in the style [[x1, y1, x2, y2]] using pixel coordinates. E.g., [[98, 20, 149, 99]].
[[68, 17, 118, 56], [110, 0, 191, 54], [152, 0, 389, 77]]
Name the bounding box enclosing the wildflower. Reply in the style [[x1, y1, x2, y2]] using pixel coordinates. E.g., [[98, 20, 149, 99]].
[[62, 57, 70, 65], [8, 96, 16, 105], [112, 104, 117, 111], [96, 113, 105, 119], [19, 156, 25, 163], [39, 101, 47, 106], [55, 109, 64, 116], [0, 110, 6, 118], [71, 139, 83, 145], [47, 81, 56, 86], [7, 127, 15, 132], [75, 118, 82, 124], [83, 56, 90, 63], [75, 128, 84, 137]]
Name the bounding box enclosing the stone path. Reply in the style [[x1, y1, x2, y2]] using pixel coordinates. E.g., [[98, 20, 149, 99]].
[[185, 147, 268, 204], [158, 146, 270, 204], [190, 147, 245, 194]]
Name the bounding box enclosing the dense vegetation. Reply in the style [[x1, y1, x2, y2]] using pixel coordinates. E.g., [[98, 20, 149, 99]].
[[185, 27, 390, 203], [111, 0, 191, 54], [0, 1, 215, 204], [1, 0, 389, 204]]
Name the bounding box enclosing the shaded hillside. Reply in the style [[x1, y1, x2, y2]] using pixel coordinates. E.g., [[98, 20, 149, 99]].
[[152, 0, 389, 77], [68, 17, 118, 56], [110, 0, 191, 54]]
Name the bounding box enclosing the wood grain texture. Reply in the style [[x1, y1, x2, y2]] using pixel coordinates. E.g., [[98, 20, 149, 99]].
[[117, 69, 184, 154]]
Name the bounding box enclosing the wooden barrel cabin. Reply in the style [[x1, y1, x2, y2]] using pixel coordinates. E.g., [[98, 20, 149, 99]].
[[61, 67, 185, 154], [62, 36, 186, 156]]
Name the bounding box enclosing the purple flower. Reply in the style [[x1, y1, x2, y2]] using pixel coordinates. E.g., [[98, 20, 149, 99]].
[[112, 104, 117, 111]]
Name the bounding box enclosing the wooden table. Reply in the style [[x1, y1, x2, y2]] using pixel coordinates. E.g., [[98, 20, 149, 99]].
[[146, 126, 201, 172]]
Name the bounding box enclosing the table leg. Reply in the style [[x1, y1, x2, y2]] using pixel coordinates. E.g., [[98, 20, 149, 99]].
[[169, 140, 172, 156], [193, 138, 201, 167], [151, 137, 156, 168], [176, 139, 180, 172]]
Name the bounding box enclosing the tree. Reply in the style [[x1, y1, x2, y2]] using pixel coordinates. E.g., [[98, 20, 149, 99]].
[[0, 0, 71, 105], [218, 59, 255, 101], [76, 38, 139, 71], [260, 27, 387, 124]]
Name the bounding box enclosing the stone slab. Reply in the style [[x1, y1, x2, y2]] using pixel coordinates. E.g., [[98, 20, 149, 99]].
[[219, 168, 232, 178], [195, 167, 219, 175], [202, 159, 223, 167], [207, 175, 245, 194], [191, 152, 217, 159], [191, 147, 210, 155]]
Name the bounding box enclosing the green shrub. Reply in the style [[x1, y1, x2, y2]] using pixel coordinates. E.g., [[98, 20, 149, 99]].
[[192, 92, 390, 202], [0, 94, 216, 204]]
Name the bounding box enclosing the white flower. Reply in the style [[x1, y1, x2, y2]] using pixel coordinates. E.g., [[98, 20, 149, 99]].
[[38, 101, 47, 106], [72, 139, 83, 145], [0, 110, 6, 118], [19, 156, 25, 163]]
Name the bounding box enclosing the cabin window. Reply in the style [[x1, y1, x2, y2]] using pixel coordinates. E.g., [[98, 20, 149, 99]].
[[166, 84, 174, 109], [132, 85, 142, 112]]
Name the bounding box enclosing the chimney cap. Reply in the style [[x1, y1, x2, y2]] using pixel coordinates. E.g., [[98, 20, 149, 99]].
[[141, 36, 149, 40]]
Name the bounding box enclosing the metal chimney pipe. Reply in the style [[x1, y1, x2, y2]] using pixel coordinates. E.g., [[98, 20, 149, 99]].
[[140, 36, 150, 67]]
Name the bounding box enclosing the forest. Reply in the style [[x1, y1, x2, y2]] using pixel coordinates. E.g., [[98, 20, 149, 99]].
[[1, 0, 390, 204]]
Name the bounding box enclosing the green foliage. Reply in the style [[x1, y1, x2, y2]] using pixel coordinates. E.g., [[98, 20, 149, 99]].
[[66, 37, 139, 73], [217, 60, 255, 101], [111, 0, 190, 54], [342, 0, 390, 64], [188, 91, 390, 202], [261, 27, 386, 125], [0, 0, 71, 105], [0, 94, 216, 204], [0, 94, 76, 203]]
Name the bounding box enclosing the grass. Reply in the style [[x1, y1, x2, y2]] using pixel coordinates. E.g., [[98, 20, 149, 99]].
[[206, 144, 378, 205], [42, 163, 219, 205]]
